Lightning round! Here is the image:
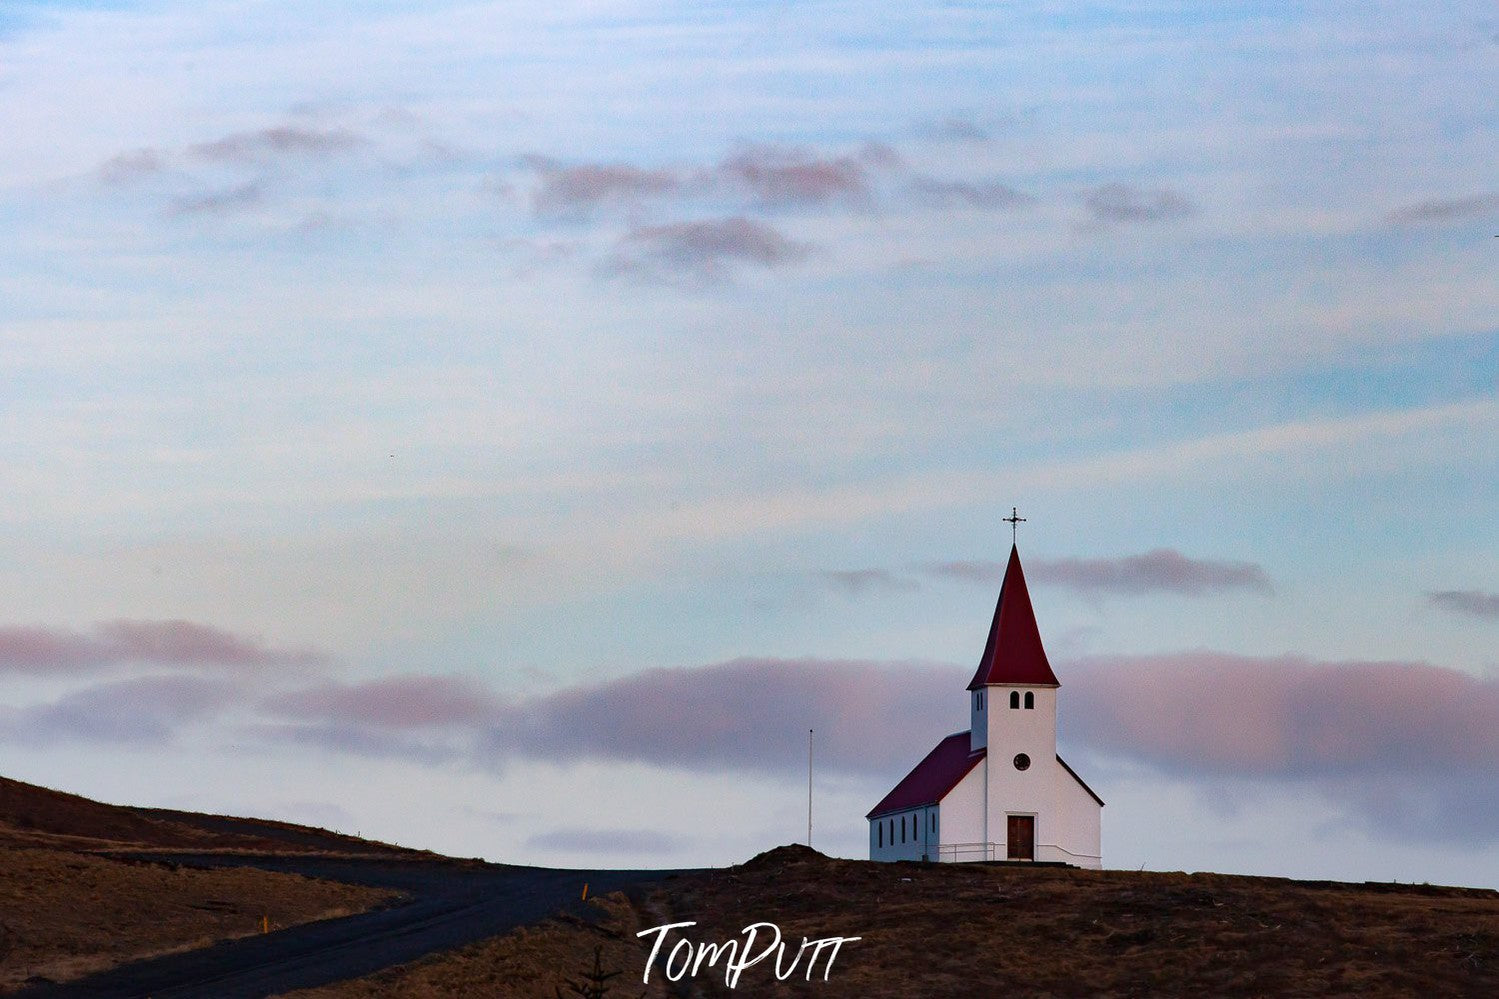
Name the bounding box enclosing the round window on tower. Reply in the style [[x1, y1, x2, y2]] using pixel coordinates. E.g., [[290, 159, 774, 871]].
[[1013, 753, 1031, 771]]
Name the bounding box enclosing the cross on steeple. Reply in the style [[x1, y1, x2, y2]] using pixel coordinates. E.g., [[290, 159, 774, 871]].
[[1003, 506, 1026, 545]]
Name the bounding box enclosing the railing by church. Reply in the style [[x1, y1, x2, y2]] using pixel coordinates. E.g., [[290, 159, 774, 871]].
[[935, 842, 998, 862], [934, 842, 1102, 864]]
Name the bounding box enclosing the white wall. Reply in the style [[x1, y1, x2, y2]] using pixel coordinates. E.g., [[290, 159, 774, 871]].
[[937, 758, 985, 850], [868, 805, 938, 862], [969, 689, 986, 752], [1043, 757, 1103, 869], [983, 684, 1057, 858]]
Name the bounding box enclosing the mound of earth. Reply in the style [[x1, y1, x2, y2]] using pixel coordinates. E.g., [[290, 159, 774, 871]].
[[0, 775, 414, 855]]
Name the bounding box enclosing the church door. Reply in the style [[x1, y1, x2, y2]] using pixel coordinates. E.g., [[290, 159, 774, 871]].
[[1006, 815, 1035, 860]]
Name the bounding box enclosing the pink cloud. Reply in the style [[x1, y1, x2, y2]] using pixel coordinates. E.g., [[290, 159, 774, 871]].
[[717, 146, 870, 209], [189, 125, 364, 162], [0, 619, 324, 675], [527, 159, 680, 214], [918, 549, 1271, 597], [262, 675, 499, 729], [2, 675, 239, 745], [611, 216, 809, 282], [490, 657, 961, 776], [1066, 652, 1499, 776]]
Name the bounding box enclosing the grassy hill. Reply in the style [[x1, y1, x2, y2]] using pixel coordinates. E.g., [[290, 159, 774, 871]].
[[286, 845, 1499, 998], [0, 775, 415, 855], [0, 775, 403, 992], [6, 774, 1497, 998]]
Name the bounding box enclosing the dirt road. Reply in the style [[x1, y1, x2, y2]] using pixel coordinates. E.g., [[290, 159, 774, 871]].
[[15, 853, 686, 999]]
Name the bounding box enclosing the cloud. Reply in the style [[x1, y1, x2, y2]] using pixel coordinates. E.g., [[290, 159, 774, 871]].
[[1, 675, 239, 745], [1027, 549, 1273, 597], [97, 148, 168, 184], [611, 216, 809, 281], [525, 158, 680, 215], [260, 659, 958, 776], [1427, 589, 1499, 620], [817, 568, 919, 595], [524, 826, 682, 854], [1386, 193, 1499, 225], [486, 657, 961, 777], [716, 146, 870, 209], [167, 182, 263, 217], [261, 674, 499, 729], [914, 550, 1272, 597], [917, 559, 1004, 584], [909, 177, 1033, 210], [1066, 652, 1499, 844], [240, 649, 1499, 847], [243, 721, 464, 765], [914, 117, 990, 142], [0, 619, 325, 675], [1082, 183, 1195, 224], [189, 125, 364, 163]]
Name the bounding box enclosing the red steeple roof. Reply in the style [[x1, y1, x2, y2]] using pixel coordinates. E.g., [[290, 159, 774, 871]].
[[966, 544, 1060, 689]]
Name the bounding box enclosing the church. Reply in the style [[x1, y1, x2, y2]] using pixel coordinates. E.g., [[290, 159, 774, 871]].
[[866, 535, 1103, 867]]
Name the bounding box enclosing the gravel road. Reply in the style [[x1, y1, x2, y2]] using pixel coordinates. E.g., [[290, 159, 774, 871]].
[[15, 853, 688, 999]]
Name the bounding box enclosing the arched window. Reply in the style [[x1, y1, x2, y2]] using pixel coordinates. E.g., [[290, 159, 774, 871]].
[[889, 818, 895, 843], [1009, 691, 1019, 709], [930, 812, 936, 831], [877, 822, 883, 848], [1024, 691, 1034, 709], [900, 816, 906, 843]]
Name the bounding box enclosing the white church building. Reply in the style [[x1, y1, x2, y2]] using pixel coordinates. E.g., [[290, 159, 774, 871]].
[[867, 541, 1103, 867]]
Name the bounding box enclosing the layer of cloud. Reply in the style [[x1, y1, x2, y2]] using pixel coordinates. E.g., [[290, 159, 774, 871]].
[[717, 145, 870, 209], [817, 568, 919, 596], [261, 675, 500, 729], [166, 182, 263, 218], [914, 117, 990, 143], [909, 176, 1032, 210], [914, 549, 1272, 597], [188, 125, 364, 163], [97, 148, 169, 184], [488, 657, 960, 776], [1067, 652, 1499, 844], [1026, 549, 1273, 596], [610, 217, 808, 282], [1427, 589, 1499, 620], [1386, 193, 1499, 225], [0, 675, 239, 745], [254, 658, 960, 777], [525, 157, 680, 215], [16, 643, 1497, 848], [1082, 183, 1195, 224], [0, 619, 325, 675]]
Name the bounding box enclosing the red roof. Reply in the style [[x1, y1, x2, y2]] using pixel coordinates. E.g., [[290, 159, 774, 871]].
[[866, 732, 985, 818], [966, 544, 1060, 690]]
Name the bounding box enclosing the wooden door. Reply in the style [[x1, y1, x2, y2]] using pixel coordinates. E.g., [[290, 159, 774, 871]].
[[1006, 815, 1034, 860]]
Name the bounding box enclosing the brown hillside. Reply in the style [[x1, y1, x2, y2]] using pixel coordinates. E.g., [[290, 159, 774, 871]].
[[0, 776, 413, 855], [285, 846, 1499, 999], [0, 847, 394, 992]]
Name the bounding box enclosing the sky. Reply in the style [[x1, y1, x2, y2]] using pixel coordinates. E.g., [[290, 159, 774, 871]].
[[1, 0, 1497, 886]]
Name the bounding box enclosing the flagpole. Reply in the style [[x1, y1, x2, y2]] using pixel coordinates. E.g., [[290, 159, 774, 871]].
[[807, 728, 813, 848]]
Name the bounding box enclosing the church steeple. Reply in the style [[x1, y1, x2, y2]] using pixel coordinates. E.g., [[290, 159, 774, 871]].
[[965, 544, 1060, 689]]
